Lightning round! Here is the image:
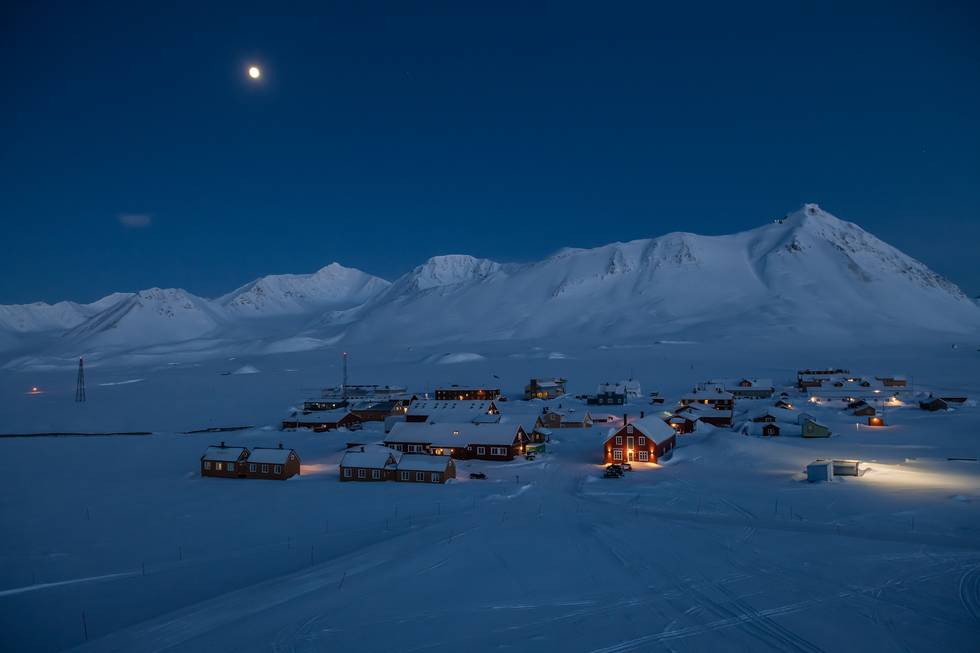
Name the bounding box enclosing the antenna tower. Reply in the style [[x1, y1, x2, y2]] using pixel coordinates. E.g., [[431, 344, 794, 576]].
[[342, 352, 349, 400], [75, 357, 87, 403]]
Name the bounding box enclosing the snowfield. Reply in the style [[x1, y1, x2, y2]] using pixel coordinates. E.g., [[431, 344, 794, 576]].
[[2, 205, 979, 651], [1, 338, 979, 652]]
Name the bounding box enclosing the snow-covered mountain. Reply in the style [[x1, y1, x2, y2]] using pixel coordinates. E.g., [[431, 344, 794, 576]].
[[61, 288, 226, 349], [1, 204, 978, 362], [315, 204, 980, 345], [218, 263, 390, 316]]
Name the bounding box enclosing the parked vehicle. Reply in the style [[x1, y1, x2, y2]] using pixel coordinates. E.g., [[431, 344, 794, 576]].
[[620, 463, 633, 472], [603, 469, 622, 478], [469, 472, 487, 480], [605, 464, 624, 476]]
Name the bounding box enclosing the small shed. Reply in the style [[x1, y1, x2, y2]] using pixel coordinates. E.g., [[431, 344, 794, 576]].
[[832, 460, 861, 476], [761, 423, 780, 437], [852, 405, 876, 417], [919, 397, 949, 412], [806, 460, 834, 482], [801, 419, 832, 438]]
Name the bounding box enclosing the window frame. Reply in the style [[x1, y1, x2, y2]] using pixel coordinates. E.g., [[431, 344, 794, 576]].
[[343, 467, 352, 478], [416, 471, 425, 481], [357, 468, 366, 479]]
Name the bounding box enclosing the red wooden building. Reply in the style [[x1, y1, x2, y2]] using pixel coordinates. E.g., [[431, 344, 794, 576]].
[[282, 408, 361, 432], [602, 415, 676, 464], [201, 443, 300, 480], [246, 445, 301, 480], [384, 422, 529, 461], [201, 443, 249, 478], [339, 445, 401, 482], [395, 455, 456, 483], [434, 385, 501, 401]]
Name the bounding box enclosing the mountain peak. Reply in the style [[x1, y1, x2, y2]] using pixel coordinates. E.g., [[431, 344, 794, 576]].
[[404, 254, 503, 291]]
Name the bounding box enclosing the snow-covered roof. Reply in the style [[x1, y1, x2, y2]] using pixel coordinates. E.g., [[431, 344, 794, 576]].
[[681, 389, 734, 401], [742, 421, 801, 436], [340, 445, 401, 469], [498, 412, 543, 430], [597, 383, 626, 394], [286, 407, 352, 424], [749, 407, 797, 423], [248, 447, 295, 464], [386, 421, 523, 446], [202, 445, 247, 462], [707, 378, 774, 391], [606, 415, 675, 442], [677, 404, 732, 418], [396, 454, 453, 472], [406, 400, 496, 422]]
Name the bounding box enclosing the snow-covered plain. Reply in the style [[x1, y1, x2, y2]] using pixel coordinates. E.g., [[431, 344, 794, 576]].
[[1, 337, 979, 653], [2, 205, 979, 651]]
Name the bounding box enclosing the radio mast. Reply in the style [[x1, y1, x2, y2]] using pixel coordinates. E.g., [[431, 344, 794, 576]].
[[75, 357, 87, 403]]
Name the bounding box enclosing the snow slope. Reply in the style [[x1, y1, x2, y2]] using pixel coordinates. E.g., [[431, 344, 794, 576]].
[[218, 263, 390, 316], [320, 204, 980, 345], [1, 205, 978, 365]]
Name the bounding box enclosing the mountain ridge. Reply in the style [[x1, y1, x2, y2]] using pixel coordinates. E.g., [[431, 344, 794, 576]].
[[2, 204, 978, 363]]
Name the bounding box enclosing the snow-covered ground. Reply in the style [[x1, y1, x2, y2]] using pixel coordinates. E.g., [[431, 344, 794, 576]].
[[1, 338, 979, 652]]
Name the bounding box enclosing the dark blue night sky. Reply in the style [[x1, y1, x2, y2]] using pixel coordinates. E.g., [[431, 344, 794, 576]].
[[2, 0, 978, 303]]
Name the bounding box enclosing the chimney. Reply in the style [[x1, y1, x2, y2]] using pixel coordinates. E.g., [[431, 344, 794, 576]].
[[360, 446, 365, 452], [640, 411, 645, 419], [623, 413, 628, 425], [220, 441, 226, 448], [278, 442, 283, 449]]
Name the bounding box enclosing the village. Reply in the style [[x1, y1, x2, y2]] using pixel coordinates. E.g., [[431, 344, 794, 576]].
[[201, 357, 971, 488]]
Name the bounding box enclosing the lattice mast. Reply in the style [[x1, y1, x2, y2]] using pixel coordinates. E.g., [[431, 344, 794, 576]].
[[75, 357, 86, 403]]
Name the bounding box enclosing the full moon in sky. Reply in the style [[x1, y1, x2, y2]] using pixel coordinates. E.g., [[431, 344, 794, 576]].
[[248, 66, 261, 80]]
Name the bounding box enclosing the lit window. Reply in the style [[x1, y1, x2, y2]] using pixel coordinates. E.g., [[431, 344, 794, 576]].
[[613, 449, 623, 461], [216, 462, 223, 471]]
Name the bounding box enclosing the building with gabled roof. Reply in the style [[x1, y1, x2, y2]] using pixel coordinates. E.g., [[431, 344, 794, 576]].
[[384, 421, 528, 460], [395, 455, 456, 483], [434, 385, 500, 401], [246, 445, 301, 480], [339, 445, 402, 482], [602, 415, 676, 464], [405, 399, 499, 424], [282, 408, 361, 432], [679, 388, 735, 411], [524, 378, 567, 400], [201, 443, 249, 478]]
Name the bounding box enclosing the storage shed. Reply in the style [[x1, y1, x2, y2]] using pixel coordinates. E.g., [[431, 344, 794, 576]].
[[806, 460, 834, 482]]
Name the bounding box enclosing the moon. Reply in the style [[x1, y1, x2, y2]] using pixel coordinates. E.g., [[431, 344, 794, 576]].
[[248, 66, 261, 80]]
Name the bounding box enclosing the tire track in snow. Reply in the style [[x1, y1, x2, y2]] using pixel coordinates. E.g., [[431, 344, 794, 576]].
[[959, 565, 980, 624]]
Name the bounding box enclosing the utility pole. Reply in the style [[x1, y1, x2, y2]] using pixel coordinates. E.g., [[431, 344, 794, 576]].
[[75, 357, 86, 403], [341, 352, 348, 400]]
